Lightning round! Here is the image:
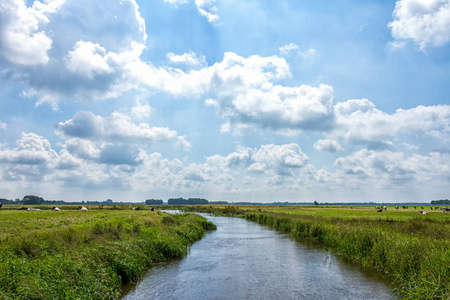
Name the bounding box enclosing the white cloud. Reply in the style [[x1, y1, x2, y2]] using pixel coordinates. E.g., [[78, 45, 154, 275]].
[[167, 51, 207, 69], [207, 143, 309, 176], [279, 43, 316, 58], [0, 0, 64, 65], [131, 99, 152, 120], [389, 0, 450, 50], [335, 149, 450, 189], [0, 132, 57, 165], [164, 0, 189, 8], [66, 41, 114, 79], [176, 136, 192, 151], [316, 99, 450, 151], [0, 122, 6, 130], [1, 0, 148, 108], [195, 0, 219, 23], [314, 139, 344, 152], [56, 111, 177, 144], [279, 43, 299, 57]]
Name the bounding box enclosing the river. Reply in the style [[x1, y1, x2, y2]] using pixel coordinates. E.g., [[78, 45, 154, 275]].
[[122, 213, 395, 299]]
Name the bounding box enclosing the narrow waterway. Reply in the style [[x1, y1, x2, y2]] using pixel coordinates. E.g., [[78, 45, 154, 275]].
[[123, 214, 395, 300]]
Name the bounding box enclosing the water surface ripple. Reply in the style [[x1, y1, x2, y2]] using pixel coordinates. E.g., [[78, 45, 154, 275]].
[[123, 214, 394, 300]]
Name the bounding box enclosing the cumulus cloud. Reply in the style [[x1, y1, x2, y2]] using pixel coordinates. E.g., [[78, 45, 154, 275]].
[[150, 51, 333, 134], [1, 0, 147, 108], [389, 0, 450, 50], [0, 0, 64, 65], [314, 139, 344, 152], [55, 111, 177, 144], [0, 132, 57, 165], [207, 143, 309, 176], [335, 149, 450, 189], [66, 41, 115, 79], [316, 99, 450, 152]]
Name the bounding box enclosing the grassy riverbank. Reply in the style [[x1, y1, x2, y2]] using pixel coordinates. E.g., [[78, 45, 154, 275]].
[[175, 205, 450, 299], [0, 206, 216, 299]]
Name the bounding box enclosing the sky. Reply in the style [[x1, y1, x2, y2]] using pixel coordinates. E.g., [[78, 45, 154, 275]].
[[0, 0, 449, 203]]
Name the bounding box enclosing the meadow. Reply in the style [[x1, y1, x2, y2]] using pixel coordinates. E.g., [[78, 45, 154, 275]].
[[0, 205, 216, 300], [176, 204, 450, 299]]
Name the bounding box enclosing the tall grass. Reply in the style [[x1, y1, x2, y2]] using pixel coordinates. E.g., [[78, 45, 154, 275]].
[[0, 208, 216, 299], [177, 205, 450, 299]]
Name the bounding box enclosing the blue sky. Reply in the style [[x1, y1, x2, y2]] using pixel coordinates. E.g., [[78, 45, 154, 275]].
[[0, 0, 449, 203]]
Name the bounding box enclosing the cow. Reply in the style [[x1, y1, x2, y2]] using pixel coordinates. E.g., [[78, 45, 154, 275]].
[[78, 206, 88, 211], [133, 207, 141, 210], [419, 211, 429, 215], [395, 206, 399, 210], [443, 207, 450, 214], [0, 203, 2, 211], [377, 208, 383, 212], [17, 207, 28, 210], [27, 208, 41, 211], [52, 207, 60, 211], [383, 206, 387, 211], [150, 207, 155, 212]]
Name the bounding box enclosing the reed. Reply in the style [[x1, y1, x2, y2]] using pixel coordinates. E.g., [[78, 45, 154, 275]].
[[178, 205, 450, 299], [0, 208, 216, 299]]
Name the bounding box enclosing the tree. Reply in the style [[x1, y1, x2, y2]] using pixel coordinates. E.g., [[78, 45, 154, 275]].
[[22, 195, 45, 205], [145, 199, 163, 205], [314, 201, 319, 206]]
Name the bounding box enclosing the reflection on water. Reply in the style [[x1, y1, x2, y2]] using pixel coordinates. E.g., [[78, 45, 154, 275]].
[[123, 214, 395, 300]]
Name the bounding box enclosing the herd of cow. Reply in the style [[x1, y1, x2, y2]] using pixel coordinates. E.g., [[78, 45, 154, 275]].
[[0, 204, 156, 212], [0, 202, 448, 213], [375, 205, 450, 214]]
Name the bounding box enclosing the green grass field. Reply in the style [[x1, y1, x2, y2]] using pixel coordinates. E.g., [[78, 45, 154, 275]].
[[176, 204, 450, 299], [0, 206, 216, 299]]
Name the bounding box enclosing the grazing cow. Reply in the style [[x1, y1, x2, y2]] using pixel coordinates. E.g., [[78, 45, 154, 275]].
[[17, 207, 28, 210], [443, 207, 450, 214], [52, 207, 60, 211], [377, 208, 383, 212], [421, 207, 424, 210], [419, 211, 429, 215], [350, 206, 353, 209], [0, 203, 2, 211], [375, 206, 380, 210], [78, 206, 88, 211], [27, 208, 41, 211], [414, 206, 416, 210], [395, 206, 399, 210], [133, 207, 140, 210], [383, 206, 387, 211], [402, 206, 407, 209], [435, 206, 440, 210], [150, 207, 155, 212]]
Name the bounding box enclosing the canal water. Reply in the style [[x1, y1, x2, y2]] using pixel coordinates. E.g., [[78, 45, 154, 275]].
[[123, 214, 395, 300]]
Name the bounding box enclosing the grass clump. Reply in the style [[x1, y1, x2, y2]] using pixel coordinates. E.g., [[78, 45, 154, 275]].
[[0, 208, 215, 299], [175, 204, 450, 299]]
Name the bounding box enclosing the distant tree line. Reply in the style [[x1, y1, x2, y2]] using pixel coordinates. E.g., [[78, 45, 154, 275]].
[[145, 199, 163, 205], [0, 195, 65, 205], [167, 198, 209, 205], [431, 199, 450, 205]]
